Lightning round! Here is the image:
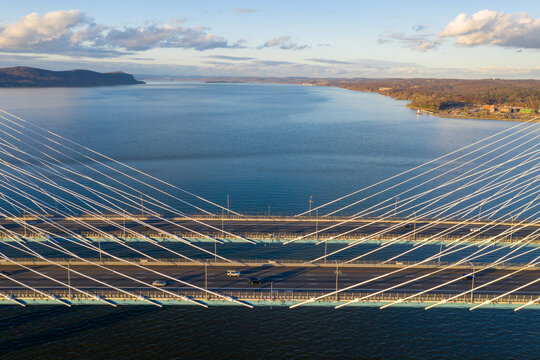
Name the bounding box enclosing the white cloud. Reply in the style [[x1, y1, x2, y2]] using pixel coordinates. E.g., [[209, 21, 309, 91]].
[[440, 10, 540, 49], [258, 36, 309, 50], [101, 25, 244, 51], [378, 32, 438, 52], [206, 55, 255, 61], [234, 8, 257, 14], [0, 10, 86, 49], [0, 10, 244, 57], [306, 58, 353, 65]]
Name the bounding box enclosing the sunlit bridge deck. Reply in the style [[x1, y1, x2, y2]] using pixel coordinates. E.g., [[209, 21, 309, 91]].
[[1, 259, 539, 309], [2, 214, 540, 245]]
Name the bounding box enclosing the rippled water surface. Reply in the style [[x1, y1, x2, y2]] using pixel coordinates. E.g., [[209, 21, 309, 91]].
[[0, 82, 538, 359]]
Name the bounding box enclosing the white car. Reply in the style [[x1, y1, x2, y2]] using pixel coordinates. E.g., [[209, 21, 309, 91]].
[[152, 280, 167, 287], [227, 270, 241, 277]]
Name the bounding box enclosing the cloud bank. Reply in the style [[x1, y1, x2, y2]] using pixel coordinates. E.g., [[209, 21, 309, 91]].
[[0, 10, 244, 57], [378, 31, 438, 52], [440, 10, 540, 49], [379, 10, 540, 52]]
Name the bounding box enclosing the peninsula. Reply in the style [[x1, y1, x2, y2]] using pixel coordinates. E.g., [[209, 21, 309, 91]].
[[156, 76, 539, 121], [0, 66, 145, 87]]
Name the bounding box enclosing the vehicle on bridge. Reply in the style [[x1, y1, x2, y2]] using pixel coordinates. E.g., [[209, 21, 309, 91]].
[[249, 277, 264, 285], [0, 271, 9, 276], [227, 270, 241, 277], [152, 280, 168, 287]]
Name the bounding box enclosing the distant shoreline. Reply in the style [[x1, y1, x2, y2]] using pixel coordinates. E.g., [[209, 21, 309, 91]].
[[143, 76, 539, 123], [0, 66, 145, 88]]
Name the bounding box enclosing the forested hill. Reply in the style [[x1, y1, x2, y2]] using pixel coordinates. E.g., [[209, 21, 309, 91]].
[[316, 78, 540, 111], [0, 67, 145, 87]]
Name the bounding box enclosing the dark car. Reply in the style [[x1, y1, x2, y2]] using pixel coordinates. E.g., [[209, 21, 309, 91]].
[[249, 277, 263, 285], [462, 273, 474, 280], [0, 271, 9, 277]]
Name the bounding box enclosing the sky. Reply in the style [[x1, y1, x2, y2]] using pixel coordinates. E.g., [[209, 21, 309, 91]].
[[0, 0, 539, 78]]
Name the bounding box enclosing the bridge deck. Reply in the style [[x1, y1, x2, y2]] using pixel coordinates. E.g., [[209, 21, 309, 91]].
[[0, 261, 538, 308], [1, 215, 539, 244]]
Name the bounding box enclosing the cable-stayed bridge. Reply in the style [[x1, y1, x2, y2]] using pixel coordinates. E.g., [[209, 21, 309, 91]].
[[0, 108, 539, 310]]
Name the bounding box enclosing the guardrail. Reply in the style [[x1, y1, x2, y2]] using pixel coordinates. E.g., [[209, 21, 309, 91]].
[[2, 230, 525, 245], [0, 257, 537, 271], [2, 288, 539, 306], [4, 213, 540, 227], [63, 231, 540, 245]]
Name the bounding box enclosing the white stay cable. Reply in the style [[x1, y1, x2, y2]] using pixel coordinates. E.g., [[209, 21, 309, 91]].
[[297, 118, 538, 216], [0, 110, 243, 216], [287, 131, 540, 244], [323, 123, 540, 217], [0, 122, 249, 241]]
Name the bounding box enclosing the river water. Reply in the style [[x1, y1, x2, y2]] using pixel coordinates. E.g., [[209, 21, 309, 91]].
[[0, 82, 538, 359]]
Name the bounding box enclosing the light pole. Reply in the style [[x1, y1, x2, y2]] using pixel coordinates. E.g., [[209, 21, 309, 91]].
[[468, 261, 475, 303], [221, 208, 225, 238], [67, 259, 71, 299], [98, 237, 102, 261], [413, 211, 417, 241], [438, 240, 443, 265], [335, 260, 341, 301], [309, 196, 313, 216], [479, 203, 482, 219], [316, 209, 319, 241], [205, 260, 208, 299]]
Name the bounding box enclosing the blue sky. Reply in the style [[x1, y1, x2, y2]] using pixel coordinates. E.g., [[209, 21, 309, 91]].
[[1, 1, 539, 78]]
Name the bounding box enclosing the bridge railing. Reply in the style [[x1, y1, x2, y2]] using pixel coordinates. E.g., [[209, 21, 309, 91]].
[[4, 213, 538, 227], [1, 257, 537, 270], [3, 288, 539, 305], [48, 231, 537, 245]]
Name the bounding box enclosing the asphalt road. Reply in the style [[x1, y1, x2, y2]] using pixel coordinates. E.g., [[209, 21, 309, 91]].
[[1, 263, 538, 295], [0, 216, 538, 241]]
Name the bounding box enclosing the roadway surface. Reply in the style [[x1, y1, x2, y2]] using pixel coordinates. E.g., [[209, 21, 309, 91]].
[[0, 215, 539, 241], [1, 263, 539, 295]]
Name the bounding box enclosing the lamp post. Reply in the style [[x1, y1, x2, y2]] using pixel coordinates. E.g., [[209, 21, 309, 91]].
[[205, 260, 208, 299], [438, 240, 443, 265], [468, 261, 475, 303], [67, 259, 71, 299], [316, 209, 319, 241], [413, 211, 417, 241], [335, 260, 342, 301], [98, 237, 102, 262]]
